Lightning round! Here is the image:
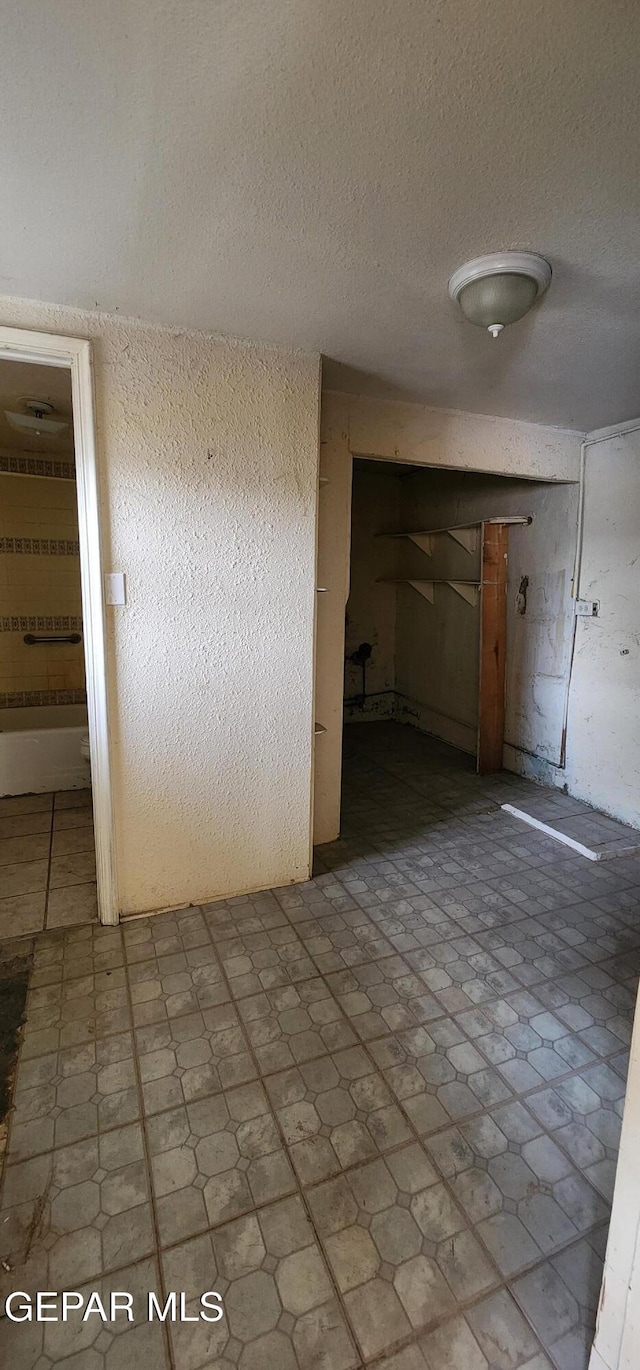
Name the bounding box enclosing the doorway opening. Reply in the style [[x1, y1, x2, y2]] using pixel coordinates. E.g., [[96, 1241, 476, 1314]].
[[342, 456, 575, 792], [0, 327, 115, 928]]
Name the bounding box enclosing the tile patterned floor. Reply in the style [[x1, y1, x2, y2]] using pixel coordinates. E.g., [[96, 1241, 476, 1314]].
[[502, 789, 640, 859], [1, 723, 639, 1368], [0, 788, 97, 936]]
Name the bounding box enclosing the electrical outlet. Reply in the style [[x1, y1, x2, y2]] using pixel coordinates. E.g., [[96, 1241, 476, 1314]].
[[575, 599, 599, 617]]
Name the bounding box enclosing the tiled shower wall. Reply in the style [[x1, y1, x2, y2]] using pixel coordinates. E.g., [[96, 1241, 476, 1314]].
[[0, 470, 85, 706]]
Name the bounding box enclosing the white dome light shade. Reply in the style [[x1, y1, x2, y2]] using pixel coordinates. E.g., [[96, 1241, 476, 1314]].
[[448, 252, 552, 337], [5, 399, 69, 438], [5, 410, 68, 437]]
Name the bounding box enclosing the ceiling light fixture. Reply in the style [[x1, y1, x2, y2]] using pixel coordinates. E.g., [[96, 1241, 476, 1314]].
[[448, 252, 552, 338], [5, 399, 69, 438]]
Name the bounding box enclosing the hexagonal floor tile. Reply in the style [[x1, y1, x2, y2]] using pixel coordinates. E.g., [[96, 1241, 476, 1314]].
[[425, 1104, 609, 1277], [239, 978, 357, 1074], [265, 1048, 412, 1184], [136, 1002, 257, 1113], [369, 1020, 512, 1135], [307, 1142, 499, 1359], [147, 1080, 296, 1244], [0, 1257, 170, 1369], [219, 926, 317, 1000], [161, 1194, 358, 1370]]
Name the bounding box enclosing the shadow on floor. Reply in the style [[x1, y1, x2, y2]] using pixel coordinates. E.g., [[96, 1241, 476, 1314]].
[[0, 721, 638, 1369]]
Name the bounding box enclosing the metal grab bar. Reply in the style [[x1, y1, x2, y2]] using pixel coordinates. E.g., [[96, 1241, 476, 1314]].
[[23, 633, 82, 645]]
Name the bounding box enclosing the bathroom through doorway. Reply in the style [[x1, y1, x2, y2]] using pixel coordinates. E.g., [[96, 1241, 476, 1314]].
[[0, 326, 115, 928]]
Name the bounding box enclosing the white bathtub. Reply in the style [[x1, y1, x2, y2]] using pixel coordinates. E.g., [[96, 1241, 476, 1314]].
[[0, 704, 89, 795]]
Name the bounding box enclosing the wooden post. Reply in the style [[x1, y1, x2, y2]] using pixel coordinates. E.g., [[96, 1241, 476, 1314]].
[[477, 521, 508, 773]]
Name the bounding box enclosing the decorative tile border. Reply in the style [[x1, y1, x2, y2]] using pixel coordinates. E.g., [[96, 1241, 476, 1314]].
[[0, 454, 75, 480], [0, 687, 87, 709], [0, 616, 83, 633], [0, 537, 80, 555]]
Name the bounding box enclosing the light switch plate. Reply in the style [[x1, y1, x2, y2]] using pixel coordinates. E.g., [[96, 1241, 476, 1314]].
[[104, 572, 126, 606], [575, 598, 599, 617]]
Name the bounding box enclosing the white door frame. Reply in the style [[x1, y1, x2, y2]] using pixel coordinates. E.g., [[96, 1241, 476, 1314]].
[[0, 325, 117, 925]]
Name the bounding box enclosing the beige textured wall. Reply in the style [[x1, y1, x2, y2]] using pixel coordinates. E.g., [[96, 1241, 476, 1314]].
[[347, 393, 582, 481], [0, 297, 321, 915], [313, 394, 352, 845], [565, 427, 640, 827], [0, 472, 84, 702]]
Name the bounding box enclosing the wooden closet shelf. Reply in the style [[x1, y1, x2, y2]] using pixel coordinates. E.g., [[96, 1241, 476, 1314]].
[[377, 578, 480, 606]]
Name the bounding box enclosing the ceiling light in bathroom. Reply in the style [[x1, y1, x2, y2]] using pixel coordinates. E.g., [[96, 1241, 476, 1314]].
[[5, 399, 69, 437], [448, 252, 552, 338]]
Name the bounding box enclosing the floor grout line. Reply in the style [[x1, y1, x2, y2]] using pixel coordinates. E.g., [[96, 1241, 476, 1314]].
[[120, 918, 175, 1370], [2, 731, 639, 1366], [206, 916, 367, 1367], [42, 793, 56, 931], [13, 902, 632, 1174], [2, 1022, 625, 1198], [207, 931, 597, 1368], [269, 901, 618, 1310], [22, 933, 636, 1057], [10, 908, 567, 1362], [0, 1019, 619, 1363]]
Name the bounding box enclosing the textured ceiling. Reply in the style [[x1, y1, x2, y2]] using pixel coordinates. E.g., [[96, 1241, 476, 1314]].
[[1, 1, 639, 430]]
